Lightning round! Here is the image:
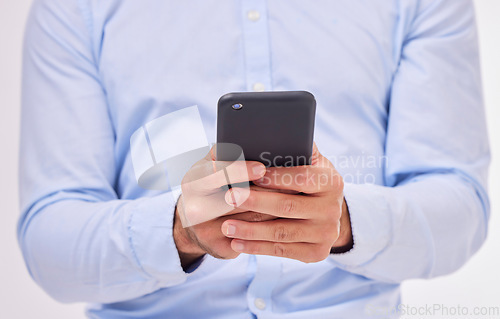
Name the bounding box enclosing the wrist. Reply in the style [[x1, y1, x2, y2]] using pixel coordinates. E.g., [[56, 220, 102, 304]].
[[173, 203, 205, 269], [331, 198, 354, 254]]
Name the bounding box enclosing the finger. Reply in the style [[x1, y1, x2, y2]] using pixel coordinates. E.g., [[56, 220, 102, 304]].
[[230, 239, 329, 263], [180, 160, 267, 226], [222, 219, 322, 243], [250, 184, 300, 194], [225, 187, 317, 219], [180, 193, 279, 227], [253, 166, 343, 194], [220, 211, 277, 222], [183, 160, 266, 192]]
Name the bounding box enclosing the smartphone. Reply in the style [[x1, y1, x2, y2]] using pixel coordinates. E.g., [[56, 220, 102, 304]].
[[216, 91, 316, 167]]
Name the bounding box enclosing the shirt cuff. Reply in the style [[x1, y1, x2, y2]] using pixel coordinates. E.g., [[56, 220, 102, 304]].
[[128, 190, 189, 286], [330, 183, 392, 268]]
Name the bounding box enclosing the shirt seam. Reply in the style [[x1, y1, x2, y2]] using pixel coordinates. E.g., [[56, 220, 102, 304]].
[[127, 200, 156, 279]]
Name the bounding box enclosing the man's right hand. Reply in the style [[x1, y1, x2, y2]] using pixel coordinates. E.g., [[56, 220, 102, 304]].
[[173, 199, 278, 269], [173, 146, 272, 269]]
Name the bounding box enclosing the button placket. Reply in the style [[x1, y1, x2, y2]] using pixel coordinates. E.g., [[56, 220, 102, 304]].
[[254, 298, 266, 310], [246, 255, 282, 315], [247, 10, 261, 22], [241, 0, 272, 93]]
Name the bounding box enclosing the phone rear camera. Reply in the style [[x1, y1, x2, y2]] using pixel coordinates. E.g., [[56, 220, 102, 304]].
[[232, 103, 243, 110]]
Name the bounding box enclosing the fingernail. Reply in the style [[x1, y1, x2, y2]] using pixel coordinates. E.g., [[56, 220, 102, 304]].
[[225, 189, 240, 206], [252, 165, 266, 177], [232, 240, 245, 252], [225, 223, 236, 236]]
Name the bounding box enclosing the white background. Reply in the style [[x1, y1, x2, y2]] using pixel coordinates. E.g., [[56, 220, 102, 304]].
[[0, 1, 498, 318]]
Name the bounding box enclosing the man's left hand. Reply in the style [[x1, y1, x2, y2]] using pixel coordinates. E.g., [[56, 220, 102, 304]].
[[221, 145, 353, 263]]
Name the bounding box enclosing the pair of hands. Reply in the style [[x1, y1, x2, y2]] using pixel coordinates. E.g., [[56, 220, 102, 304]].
[[174, 145, 353, 269]]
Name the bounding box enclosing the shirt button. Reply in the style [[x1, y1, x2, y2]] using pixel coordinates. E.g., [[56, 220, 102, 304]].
[[247, 10, 261, 22], [252, 82, 266, 92], [254, 298, 266, 310]]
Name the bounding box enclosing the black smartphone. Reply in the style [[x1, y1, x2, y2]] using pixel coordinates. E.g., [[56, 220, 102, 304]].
[[216, 91, 316, 167]]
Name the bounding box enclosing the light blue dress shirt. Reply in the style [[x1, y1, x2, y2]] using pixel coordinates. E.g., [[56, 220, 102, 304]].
[[18, 0, 490, 318]]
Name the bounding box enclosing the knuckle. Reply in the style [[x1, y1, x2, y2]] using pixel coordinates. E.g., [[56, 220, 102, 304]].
[[278, 198, 296, 216], [273, 243, 287, 257], [250, 212, 265, 222], [273, 225, 289, 241]]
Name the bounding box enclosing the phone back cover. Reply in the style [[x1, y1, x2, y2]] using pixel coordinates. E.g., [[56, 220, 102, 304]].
[[217, 91, 316, 167]]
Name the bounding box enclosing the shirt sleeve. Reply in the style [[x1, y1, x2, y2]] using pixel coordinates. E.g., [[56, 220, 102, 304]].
[[18, 0, 188, 303], [329, 0, 490, 283]]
